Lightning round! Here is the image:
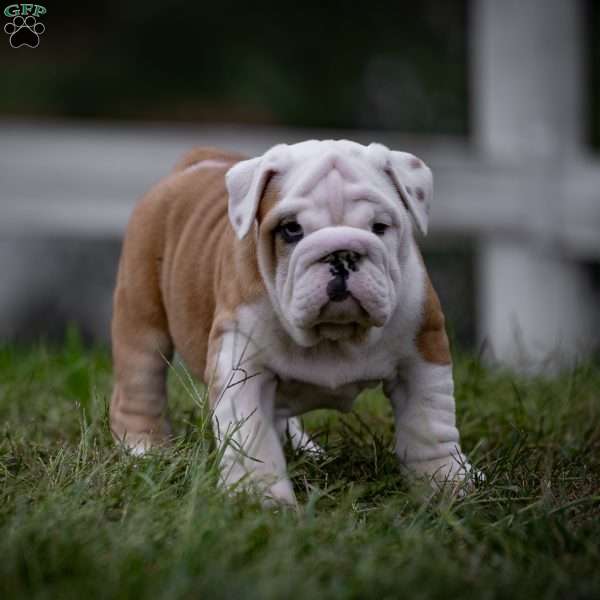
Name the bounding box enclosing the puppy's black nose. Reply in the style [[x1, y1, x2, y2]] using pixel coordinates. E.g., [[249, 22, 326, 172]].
[[321, 250, 361, 272], [327, 276, 350, 302], [323, 250, 360, 302]]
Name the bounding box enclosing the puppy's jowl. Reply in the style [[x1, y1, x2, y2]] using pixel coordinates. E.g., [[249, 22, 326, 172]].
[[110, 140, 474, 505]]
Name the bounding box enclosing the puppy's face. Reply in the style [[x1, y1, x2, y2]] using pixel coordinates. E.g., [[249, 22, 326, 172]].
[[227, 140, 432, 347]]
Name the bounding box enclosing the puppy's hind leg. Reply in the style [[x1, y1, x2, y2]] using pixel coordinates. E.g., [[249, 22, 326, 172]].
[[110, 284, 174, 455], [277, 417, 323, 456]]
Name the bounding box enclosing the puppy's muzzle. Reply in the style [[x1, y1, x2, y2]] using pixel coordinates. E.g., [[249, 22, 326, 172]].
[[285, 226, 391, 331]]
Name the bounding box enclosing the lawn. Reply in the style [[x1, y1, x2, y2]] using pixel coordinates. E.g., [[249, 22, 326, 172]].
[[1, 332, 599, 599]]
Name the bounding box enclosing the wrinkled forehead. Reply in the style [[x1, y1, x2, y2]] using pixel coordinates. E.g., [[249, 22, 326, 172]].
[[277, 140, 394, 206]]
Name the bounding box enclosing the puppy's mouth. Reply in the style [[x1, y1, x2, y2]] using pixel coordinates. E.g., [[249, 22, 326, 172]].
[[313, 296, 372, 341], [316, 295, 369, 324]]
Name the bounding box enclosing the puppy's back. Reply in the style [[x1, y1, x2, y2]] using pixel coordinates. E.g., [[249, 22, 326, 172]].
[[113, 147, 245, 377]]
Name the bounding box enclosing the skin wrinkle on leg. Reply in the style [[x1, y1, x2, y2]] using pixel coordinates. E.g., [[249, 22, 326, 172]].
[[388, 361, 469, 481], [110, 326, 174, 452]]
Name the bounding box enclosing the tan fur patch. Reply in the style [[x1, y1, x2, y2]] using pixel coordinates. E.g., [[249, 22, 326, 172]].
[[416, 275, 451, 365], [256, 176, 284, 281], [112, 146, 272, 421], [204, 175, 284, 404], [257, 175, 281, 225]]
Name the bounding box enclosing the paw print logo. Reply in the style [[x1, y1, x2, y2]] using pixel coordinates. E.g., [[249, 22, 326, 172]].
[[4, 15, 45, 48]]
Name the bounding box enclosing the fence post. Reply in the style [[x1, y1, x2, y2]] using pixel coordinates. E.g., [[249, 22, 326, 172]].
[[471, 0, 596, 369]]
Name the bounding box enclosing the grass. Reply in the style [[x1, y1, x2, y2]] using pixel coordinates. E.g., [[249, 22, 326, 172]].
[[0, 331, 599, 599]]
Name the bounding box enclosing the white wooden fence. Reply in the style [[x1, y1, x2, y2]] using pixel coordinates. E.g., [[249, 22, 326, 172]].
[[0, 0, 598, 369]]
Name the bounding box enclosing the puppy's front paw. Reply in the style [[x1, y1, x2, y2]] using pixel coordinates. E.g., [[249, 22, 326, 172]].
[[220, 463, 297, 508], [405, 453, 482, 494], [261, 479, 298, 509]]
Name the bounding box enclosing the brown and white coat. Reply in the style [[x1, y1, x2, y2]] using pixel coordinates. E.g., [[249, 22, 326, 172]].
[[110, 140, 471, 505]]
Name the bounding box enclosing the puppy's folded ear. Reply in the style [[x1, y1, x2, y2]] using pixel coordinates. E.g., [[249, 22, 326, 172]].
[[226, 144, 290, 239], [366, 143, 433, 236]]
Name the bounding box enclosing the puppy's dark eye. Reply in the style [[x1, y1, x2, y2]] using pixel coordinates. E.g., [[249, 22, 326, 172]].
[[278, 221, 304, 243], [372, 222, 389, 236]]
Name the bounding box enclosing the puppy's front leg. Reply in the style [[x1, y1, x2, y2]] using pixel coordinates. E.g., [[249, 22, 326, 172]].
[[387, 273, 473, 487], [210, 332, 295, 507], [386, 360, 471, 486]]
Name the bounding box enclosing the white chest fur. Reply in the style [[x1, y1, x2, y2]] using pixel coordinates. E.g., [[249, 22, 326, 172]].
[[231, 283, 423, 418]]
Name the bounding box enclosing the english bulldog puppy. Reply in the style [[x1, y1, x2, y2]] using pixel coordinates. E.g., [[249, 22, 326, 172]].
[[110, 140, 473, 505]]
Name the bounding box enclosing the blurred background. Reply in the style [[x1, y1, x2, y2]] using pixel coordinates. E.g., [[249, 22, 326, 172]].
[[0, 0, 598, 370]]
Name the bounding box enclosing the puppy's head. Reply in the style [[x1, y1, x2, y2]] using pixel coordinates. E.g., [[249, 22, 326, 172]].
[[226, 140, 432, 347]]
